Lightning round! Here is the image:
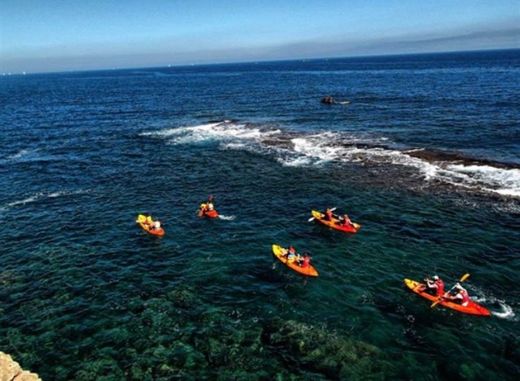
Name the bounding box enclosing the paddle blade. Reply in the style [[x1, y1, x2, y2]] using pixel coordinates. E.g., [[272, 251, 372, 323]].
[[308, 217, 315, 222], [431, 298, 443, 308], [460, 273, 470, 282]]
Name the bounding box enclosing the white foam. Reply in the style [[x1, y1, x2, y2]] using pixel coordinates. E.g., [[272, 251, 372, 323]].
[[218, 215, 236, 221], [8, 149, 33, 160], [277, 156, 312, 167], [443, 165, 520, 197], [292, 133, 344, 164], [142, 121, 520, 198], [491, 302, 516, 320], [2, 190, 88, 209], [142, 122, 280, 146], [6, 193, 43, 207]]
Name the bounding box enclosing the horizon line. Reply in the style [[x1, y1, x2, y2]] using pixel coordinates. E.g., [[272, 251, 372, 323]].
[[2, 47, 519, 77]]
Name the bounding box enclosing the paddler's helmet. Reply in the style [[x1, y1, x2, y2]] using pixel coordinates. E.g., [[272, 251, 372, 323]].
[[432, 275, 439, 280]]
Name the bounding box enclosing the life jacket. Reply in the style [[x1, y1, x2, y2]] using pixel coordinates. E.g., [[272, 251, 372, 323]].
[[459, 289, 470, 306], [435, 279, 445, 297], [325, 210, 333, 220], [302, 256, 311, 268]]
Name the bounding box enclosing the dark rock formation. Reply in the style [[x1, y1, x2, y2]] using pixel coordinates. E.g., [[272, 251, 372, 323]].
[[321, 96, 335, 104]]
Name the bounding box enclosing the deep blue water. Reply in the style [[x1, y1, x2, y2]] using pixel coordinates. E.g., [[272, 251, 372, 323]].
[[1, 49, 519, 380]]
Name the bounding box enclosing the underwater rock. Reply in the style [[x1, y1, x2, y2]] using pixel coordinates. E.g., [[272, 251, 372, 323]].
[[0, 352, 41, 381], [320, 96, 350, 105], [166, 286, 197, 309], [321, 96, 335, 104], [261, 319, 394, 379]]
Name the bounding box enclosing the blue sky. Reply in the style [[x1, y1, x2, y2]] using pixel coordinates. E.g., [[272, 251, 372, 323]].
[[1, 0, 519, 73]]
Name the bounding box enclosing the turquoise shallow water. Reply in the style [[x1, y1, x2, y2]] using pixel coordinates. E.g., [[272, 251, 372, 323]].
[[0, 50, 519, 380]]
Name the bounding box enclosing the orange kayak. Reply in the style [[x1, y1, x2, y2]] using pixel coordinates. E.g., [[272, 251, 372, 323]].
[[311, 210, 360, 233], [136, 215, 165, 236], [272, 244, 318, 277], [202, 209, 219, 218], [404, 279, 490, 316]]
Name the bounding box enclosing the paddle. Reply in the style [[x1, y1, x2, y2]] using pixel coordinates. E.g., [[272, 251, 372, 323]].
[[431, 273, 470, 308], [308, 207, 336, 222]]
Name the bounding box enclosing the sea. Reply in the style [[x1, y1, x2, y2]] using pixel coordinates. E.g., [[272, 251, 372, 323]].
[[0, 49, 519, 380]]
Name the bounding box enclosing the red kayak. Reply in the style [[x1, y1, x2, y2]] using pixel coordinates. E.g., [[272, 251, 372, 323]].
[[404, 279, 490, 316], [202, 209, 219, 218]]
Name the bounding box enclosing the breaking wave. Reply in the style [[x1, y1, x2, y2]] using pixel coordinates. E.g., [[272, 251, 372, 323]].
[[1, 190, 89, 210], [141, 121, 520, 198]]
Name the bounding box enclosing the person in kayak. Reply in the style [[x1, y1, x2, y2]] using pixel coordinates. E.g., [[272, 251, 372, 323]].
[[284, 245, 297, 261], [424, 275, 445, 297], [150, 220, 161, 231], [297, 253, 312, 268], [447, 283, 470, 306], [325, 208, 334, 221], [198, 196, 213, 215], [200, 195, 215, 213], [340, 214, 353, 227]]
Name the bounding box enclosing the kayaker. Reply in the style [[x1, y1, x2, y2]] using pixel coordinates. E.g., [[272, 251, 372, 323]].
[[146, 215, 153, 226], [447, 283, 470, 306], [300, 253, 312, 268], [340, 214, 352, 226], [200, 195, 215, 214], [424, 275, 445, 297], [325, 208, 334, 221], [151, 220, 161, 231], [285, 245, 297, 261]]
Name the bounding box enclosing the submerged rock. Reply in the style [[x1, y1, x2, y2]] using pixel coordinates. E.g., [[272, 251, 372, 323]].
[[321, 96, 335, 104], [0, 352, 41, 381], [321, 96, 350, 105], [261, 319, 395, 380]]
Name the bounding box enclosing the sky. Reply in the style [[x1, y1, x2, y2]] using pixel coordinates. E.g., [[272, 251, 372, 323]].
[[1, 0, 519, 73]]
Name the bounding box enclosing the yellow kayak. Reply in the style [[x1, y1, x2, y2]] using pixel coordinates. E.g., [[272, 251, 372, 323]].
[[272, 244, 318, 277]]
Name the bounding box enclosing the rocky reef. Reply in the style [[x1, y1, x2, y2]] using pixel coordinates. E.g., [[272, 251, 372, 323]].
[[0, 352, 41, 381]]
